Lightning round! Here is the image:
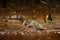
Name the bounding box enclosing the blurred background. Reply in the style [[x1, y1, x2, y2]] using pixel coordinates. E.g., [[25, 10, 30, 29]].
[[0, 0, 60, 28], [0, 0, 60, 40]]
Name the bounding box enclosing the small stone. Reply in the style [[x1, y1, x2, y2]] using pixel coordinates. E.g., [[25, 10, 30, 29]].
[[14, 32, 17, 35], [12, 31, 17, 35], [20, 32, 25, 35], [0, 32, 6, 35], [54, 32, 56, 33]]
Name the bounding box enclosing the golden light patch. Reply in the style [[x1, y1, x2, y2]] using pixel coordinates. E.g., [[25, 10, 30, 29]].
[[46, 15, 49, 20]]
